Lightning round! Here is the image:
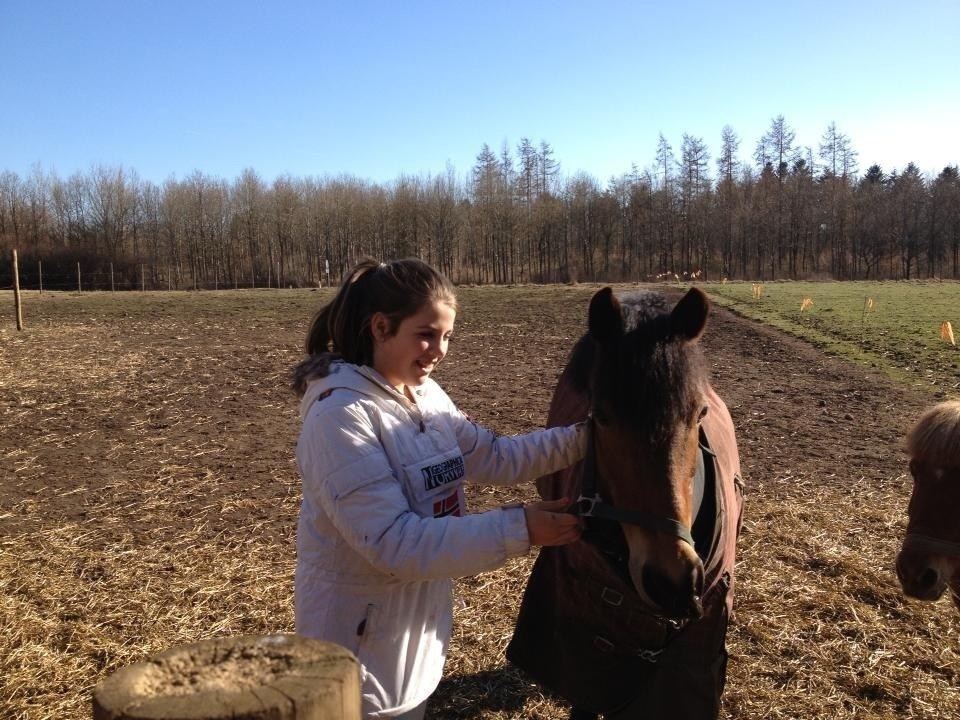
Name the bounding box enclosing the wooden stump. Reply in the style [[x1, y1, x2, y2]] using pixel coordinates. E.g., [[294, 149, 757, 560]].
[[93, 634, 360, 720]]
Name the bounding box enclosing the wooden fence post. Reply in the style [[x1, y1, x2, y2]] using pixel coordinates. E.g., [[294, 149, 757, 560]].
[[13, 249, 24, 330], [140, 264, 145, 292], [110, 262, 115, 292], [92, 634, 360, 720], [77, 262, 82, 293], [38, 259, 43, 295]]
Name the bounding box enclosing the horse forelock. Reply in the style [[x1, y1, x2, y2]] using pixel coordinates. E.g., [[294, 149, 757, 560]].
[[569, 291, 707, 435], [614, 326, 706, 437], [907, 400, 960, 471], [618, 291, 669, 325]]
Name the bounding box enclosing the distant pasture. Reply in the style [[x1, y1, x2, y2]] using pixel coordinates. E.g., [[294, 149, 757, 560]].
[[706, 280, 960, 395]]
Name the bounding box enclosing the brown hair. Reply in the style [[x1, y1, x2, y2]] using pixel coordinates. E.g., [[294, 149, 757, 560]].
[[906, 400, 960, 469], [305, 257, 457, 365]]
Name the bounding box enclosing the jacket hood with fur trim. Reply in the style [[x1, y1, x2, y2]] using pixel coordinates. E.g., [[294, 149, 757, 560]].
[[293, 356, 416, 423]]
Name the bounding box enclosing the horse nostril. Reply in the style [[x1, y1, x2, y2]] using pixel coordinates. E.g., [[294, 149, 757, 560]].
[[919, 567, 939, 590], [641, 565, 700, 617], [641, 565, 676, 610]]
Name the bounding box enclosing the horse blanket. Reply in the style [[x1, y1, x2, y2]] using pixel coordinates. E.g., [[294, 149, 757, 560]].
[[506, 372, 743, 719]]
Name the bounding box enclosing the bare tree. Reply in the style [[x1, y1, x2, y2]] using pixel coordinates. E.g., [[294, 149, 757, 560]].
[[5, 126, 960, 287], [0, 171, 25, 249], [928, 165, 960, 276], [891, 164, 927, 278], [89, 165, 132, 263], [852, 165, 889, 278], [233, 168, 266, 286], [715, 126, 741, 277], [679, 134, 711, 273], [538, 140, 560, 197]]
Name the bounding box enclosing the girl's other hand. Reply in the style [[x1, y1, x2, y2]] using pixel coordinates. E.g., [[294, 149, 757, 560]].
[[523, 498, 582, 547]]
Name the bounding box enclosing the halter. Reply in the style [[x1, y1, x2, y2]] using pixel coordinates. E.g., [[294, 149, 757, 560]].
[[902, 532, 960, 558], [568, 417, 701, 549]]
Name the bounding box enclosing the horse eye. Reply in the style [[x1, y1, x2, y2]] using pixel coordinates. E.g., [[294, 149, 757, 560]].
[[698, 405, 709, 422]]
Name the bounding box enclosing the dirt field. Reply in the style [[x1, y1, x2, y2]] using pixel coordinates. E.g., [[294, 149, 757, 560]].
[[1, 286, 957, 719]]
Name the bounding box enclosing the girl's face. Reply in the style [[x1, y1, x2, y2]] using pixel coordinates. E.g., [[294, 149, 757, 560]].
[[371, 300, 456, 392]]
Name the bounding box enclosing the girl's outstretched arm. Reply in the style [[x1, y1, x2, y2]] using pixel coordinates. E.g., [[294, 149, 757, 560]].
[[436, 393, 587, 486], [298, 401, 534, 581]]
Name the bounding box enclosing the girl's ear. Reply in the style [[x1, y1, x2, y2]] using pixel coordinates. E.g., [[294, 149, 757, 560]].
[[370, 312, 391, 344]]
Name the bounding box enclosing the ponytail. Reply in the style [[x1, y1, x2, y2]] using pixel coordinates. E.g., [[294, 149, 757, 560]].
[[305, 259, 380, 356]]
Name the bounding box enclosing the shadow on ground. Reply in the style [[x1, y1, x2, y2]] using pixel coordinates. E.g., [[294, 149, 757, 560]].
[[429, 666, 561, 718]]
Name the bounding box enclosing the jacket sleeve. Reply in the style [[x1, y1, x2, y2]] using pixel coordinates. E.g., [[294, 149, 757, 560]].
[[436, 393, 588, 487], [297, 401, 531, 581]]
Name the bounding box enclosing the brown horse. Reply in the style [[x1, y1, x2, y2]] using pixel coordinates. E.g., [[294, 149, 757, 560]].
[[896, 401, 960, 612], [507, 287, 743, 719]]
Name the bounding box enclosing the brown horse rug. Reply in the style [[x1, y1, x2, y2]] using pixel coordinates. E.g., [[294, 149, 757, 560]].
[[507, 375, 743, 719]]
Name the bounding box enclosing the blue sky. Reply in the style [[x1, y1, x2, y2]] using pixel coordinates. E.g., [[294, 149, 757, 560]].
[[2, 0, 958, 185]]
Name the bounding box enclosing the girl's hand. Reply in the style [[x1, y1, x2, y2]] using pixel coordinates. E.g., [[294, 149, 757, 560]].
[[523, 498, 582, 547]]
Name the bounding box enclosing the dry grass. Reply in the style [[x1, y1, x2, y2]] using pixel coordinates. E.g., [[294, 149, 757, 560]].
[[1, 287, 958, 719]]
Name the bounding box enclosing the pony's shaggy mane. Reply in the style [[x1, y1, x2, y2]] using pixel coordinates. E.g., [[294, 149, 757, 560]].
[[906, 400, 960, 469], [568, 291, 707, 438]]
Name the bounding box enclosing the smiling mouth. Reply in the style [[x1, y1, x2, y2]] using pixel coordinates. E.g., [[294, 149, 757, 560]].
[[416, 361, 435, 374]]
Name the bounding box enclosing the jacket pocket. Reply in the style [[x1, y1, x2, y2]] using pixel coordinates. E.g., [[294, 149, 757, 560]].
[[401, 447, 466, 517]]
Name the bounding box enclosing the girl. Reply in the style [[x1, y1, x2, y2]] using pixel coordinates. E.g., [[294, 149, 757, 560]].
[[292, 258, 586, 719]]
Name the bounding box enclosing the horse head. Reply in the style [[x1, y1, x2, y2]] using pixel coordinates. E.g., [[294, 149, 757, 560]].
[[583, 286, 710, 620], [896, 401, 960, 611]]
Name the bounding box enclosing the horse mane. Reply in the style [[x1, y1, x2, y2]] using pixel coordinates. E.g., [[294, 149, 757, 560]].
[[567, 291, 707, 436], [907, 400, 960, 468]]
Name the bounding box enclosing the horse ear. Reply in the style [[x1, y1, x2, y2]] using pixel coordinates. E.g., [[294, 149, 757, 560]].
[[588, 287, 623, 343], [671, 288, 710, 342]]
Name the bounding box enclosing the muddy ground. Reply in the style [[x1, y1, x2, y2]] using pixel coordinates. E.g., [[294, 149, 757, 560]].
[[1, 286, 957, 719]]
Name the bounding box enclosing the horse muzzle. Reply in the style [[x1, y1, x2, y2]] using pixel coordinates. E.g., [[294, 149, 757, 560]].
[[896, 548, 949, 601], [630, 553, 705, 620], [897, 533, 960, 602]]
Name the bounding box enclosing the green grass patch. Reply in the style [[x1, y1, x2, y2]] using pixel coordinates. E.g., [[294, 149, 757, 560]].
[[702, 280, 960, 396]]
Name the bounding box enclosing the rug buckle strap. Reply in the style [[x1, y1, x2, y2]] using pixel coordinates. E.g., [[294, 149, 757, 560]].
[[593, 635, 615, 653], [637, 648, 664, 664], [601, 587, 623, 606]]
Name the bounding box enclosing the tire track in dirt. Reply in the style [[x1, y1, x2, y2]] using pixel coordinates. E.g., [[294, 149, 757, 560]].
[[704, 301, 927, 494]]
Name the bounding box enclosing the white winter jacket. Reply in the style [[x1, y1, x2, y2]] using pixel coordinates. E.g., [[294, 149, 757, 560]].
[[293, 361, 585, 718]]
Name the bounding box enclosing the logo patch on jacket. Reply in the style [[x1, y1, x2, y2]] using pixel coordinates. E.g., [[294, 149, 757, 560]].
[[433, 490, 462, 518], [421, 455, 465, 491]]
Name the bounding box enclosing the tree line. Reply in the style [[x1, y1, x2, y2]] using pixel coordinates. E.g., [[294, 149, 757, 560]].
[[2, 116, 959, 290]]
